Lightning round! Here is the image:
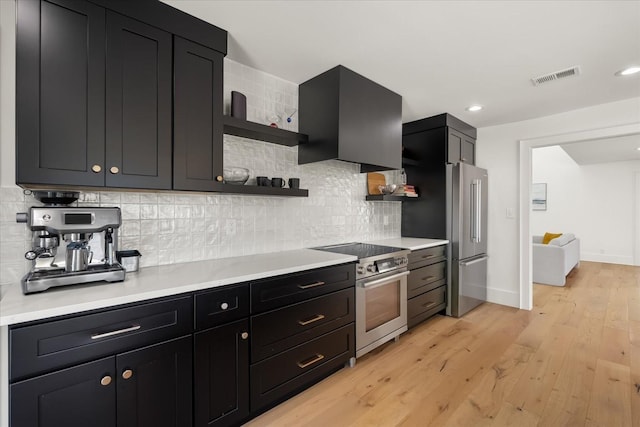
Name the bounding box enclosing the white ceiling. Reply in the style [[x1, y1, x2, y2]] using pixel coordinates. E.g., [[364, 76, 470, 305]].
[[561, 134, 640, 165], [163, 0, 640, 129]]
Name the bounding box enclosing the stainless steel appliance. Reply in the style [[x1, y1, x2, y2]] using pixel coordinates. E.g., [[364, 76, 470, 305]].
[[447, 163, 489, 317], [16, 192, 126, 294], [313, 243, 409, 358]]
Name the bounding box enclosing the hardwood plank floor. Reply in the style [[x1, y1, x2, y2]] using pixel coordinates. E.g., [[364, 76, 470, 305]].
[[244, 261, 640, 427]]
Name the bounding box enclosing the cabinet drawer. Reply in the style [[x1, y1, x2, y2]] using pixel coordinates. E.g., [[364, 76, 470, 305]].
[[10, 295, 193, 381], [195, 283, 249, 331], [408, 286, 446, 328], [251, 263, 355, 313], [408, 245, 446, 270], [408, 262, 446, 298], [250, 324, 354, 412], [251, 288, 355, 363]]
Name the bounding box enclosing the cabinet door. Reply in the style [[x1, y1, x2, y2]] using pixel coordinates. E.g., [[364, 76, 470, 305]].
[[105, 12, 172, 189], [461, 135, 475, 165], [116, 336, 193, 427], [173, 36, 224, 191], [16, 0, 106, 187], [447, 129, 463, 164], [194, 319, 249, 427], [10, 357, 116, 427]]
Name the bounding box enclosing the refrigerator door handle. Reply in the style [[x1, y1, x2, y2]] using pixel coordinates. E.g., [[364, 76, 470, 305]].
[[471, 179, 481, 243], [460, 255, 488, 266], [475, 179, 482, 243]]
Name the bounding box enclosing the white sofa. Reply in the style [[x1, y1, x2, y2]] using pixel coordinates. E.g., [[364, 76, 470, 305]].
[[532, 233, 580, 286]]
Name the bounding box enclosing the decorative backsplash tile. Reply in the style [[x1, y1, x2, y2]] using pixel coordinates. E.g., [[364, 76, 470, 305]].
[[0, 59, 401, 289]]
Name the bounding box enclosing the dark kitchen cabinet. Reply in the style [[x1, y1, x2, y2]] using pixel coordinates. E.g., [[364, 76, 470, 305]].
[[11, 336, 192, 427], [194, 284, 250, 427], [16, 0, 106, 187], [174, 37, 224, 191], [249, 263, 356, 413], [9, 295, 194, 427], [406, 245, 448, 328], [401, 113, 477, 239], [299, 65, 402, 172], [194, 319, 250, 427], [16, 0, 172, 189], [16, 0, 228, 192], [105, 11, 173, 189]]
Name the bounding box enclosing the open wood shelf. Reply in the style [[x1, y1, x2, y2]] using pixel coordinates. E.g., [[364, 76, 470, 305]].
[[223, 115, 308, 147], [212, 182, 308, 197], [365, 195, 418, 202]]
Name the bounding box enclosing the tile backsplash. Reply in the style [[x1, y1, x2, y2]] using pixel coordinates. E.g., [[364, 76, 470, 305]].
[[0, 59, 401, 289]]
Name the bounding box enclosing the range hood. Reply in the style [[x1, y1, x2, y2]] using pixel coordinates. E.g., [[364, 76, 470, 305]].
[[298, 65, 402, 172]]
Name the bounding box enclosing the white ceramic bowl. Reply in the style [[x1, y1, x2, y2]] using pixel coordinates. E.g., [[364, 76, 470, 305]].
[[223, 167, 250, 185]]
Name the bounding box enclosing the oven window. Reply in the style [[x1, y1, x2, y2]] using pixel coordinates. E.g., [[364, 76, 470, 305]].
[[365, 279, 401, 331]]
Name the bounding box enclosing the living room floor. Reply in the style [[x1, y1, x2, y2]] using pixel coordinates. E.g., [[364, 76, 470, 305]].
[[245, 261, 640, 426]]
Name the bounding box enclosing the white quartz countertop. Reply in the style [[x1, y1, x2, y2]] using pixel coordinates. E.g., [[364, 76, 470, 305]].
[[365, 237, 449, 250], [0, 249, 356, 326]]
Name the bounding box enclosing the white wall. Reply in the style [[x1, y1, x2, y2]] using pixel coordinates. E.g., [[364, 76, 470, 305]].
[[477, 97, 640, 308], [532, 146, 639, 265]]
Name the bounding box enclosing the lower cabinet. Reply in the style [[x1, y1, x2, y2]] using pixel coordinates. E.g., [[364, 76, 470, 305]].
[[194, 319, 250, 427], [10, 336, 192, 427], [407, 245, 448, 328]]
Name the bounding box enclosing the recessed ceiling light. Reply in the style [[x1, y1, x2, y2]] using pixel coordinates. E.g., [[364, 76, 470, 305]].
[[466, 105, 483, 112], [636, 147, 640, 151], [615, 66, 640, 76]]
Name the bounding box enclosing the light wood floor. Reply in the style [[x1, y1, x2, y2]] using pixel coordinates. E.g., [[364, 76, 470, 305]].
[[245, 261, 640, 426]]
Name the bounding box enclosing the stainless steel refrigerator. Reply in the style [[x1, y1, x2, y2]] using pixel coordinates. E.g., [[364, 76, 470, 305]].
[[446, 163, 488, 317]]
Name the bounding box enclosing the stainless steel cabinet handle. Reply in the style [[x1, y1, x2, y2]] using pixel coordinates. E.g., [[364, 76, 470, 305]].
[[91, 325, 141, 340], [422, 301, 437, 309], [421, 276, 436, 282], [100, 375, 112, 386], [109, 166, 119, 174], [297, 353, 325, 369], [122, 369, 133, 380], [91, 164, 102, 173], [297, 281, 325, 290], [298, 314, 325, 326], [220, 302, 229, 310], [241, 332, 249, 340], [422, 254, 436, 259]]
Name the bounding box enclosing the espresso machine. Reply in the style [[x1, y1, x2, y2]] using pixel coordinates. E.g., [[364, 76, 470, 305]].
[[16, 191, 126, 294]]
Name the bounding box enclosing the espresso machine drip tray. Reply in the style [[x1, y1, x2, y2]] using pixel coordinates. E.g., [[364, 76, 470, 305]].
[[22, 264, 126, 294]]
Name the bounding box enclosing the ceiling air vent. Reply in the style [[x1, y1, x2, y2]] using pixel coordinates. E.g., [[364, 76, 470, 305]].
[[531, 66, 581, 86]]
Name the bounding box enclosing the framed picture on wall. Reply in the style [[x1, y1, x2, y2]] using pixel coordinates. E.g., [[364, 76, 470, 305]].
[[532, 183, 547, 211]]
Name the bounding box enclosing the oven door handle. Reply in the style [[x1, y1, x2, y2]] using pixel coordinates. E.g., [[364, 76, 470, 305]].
[[359, 271, 410, 289]]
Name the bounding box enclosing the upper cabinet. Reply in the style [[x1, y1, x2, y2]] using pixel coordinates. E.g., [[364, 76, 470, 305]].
[[298, 65, 402, 172], [402, 113, 477, 165], [173, 37, 224, 191], [16, 0, 227, 191]]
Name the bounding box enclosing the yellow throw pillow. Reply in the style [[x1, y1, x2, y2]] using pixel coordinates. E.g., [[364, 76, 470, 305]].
[[542, 232, 563, 244]]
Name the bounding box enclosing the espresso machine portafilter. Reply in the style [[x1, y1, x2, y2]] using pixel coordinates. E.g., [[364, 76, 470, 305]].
[[17, 203, 126, 294]]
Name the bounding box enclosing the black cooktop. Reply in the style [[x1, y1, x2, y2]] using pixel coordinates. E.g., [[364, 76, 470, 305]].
[[313, 242, 405, 259]]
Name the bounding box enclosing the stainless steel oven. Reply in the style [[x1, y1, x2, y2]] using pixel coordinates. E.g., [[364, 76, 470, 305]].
[[312, 243, 410, 358], [356, 268, 408, 358]]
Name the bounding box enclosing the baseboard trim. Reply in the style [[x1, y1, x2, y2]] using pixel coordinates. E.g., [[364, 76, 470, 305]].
[[580, 253, 634, 266], [485, 286, 520, 309]]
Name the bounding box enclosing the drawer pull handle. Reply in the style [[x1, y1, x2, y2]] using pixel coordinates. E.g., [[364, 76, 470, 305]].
[[100, 375, 112, 386], [91, 325, 141, 340], [422, 301, 437, 309], [298, 314, 325, 326], [122, 369, 133, 380], [297, 353, 325, 369], [241, 332, 249, 340], [422, 254, 436, 259], [297, 281, 325, 290], [421, 276, 436, 282]]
